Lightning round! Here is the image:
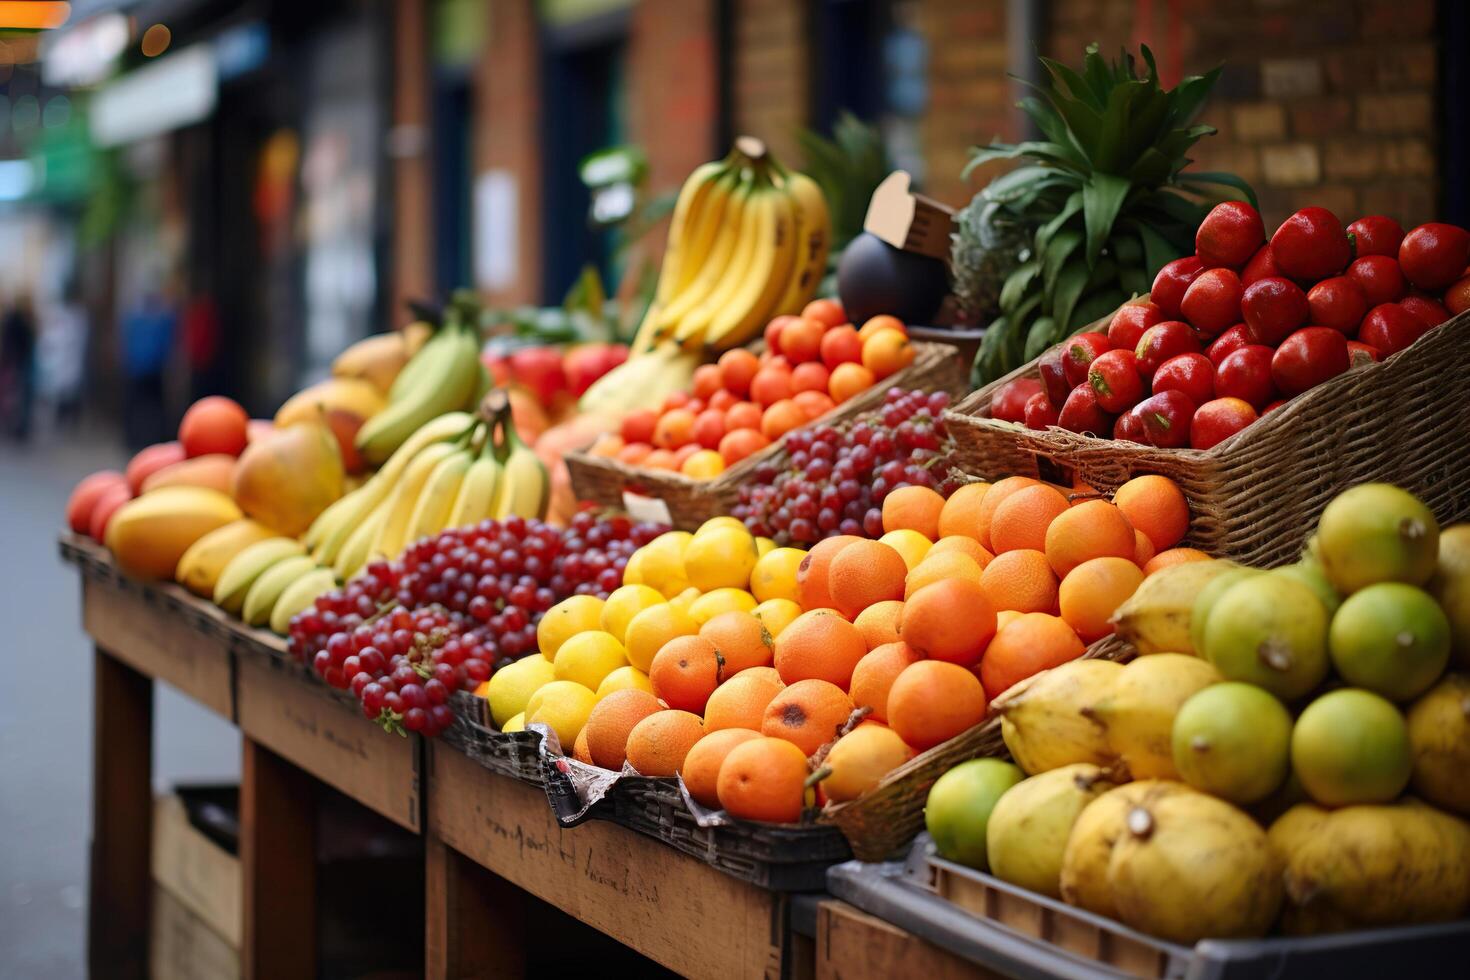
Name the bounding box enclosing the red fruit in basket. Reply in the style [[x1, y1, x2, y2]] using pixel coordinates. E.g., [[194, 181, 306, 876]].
[[779, 316, 825, 363], [1241, 244, 1282, 287], [1114, 410, 1146, 443], [1271, 327, 1350, 397], [1205, 324, 1252, 366], [1087, 349, 1143, 413], [1271, 207, 1352, 281], [1152, 353, 1215, 407], [1446, 275, 1470, 316], [1348, 255, 1407, 306], [125, 441, 187, 494], [1399, 294, 1451, 327], [1181, 268, 1244, 336], [764, 315, 798, 354], [1062, 333, 1112, 389], [1196, 201, 1265, 269], [1037, 346, 1071, 406], [1135, 390, 1195, 449], [88, 483, 133, 541], [1024, 391, 1059, 430], [1106, 302, 1164, 351], [1241, 276, 1309, 345], [1347, 215, 1406, 258], [1135, 321, 1202, 382], [1400, 223, 1470, 290], [718, 428, 770, 465], [750, 366, 793, 407], [819, 325, 863, 369], [1151, 256, 1205, 319], [1346, 340, 1382, 367], [1057, 385, 1114, 436], [692, 409, 727, 450], [621, 408, 657, 444], [991, 378, 1044, 424], [1214, 345, 1277, 410], [790, 361, 831, 395], [67, 470, 128, 534], [1359, 303, 1431, 357], [692, 364, 723, 400], [1306, 276, 1368, 335], [1190, 398, 1259, 450]]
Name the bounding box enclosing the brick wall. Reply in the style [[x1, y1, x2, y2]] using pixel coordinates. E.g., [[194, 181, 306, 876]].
[[729, 0, 809, 166]]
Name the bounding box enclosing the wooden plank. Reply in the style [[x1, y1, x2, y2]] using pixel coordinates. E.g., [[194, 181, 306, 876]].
[[240, 739, 316, 980], [815, 901, 998, 980], [89, 649, 154, 980], [425, 834, 526, 980], [236, 654, 422, 833], [428, 743, 786, 980], [82, 575, 233, 719]]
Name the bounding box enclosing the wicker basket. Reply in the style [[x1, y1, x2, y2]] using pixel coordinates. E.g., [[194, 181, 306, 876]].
[[947, 309, 1470, 568], [820, 635, 1134, 863], [566, 340, 968, 529], [440, 691, 548, 785]]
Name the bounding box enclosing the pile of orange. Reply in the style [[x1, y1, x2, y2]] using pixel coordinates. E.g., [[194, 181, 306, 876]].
[[586, 300, 918, 480]]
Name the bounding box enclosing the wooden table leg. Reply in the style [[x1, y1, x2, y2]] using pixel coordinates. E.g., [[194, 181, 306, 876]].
[[426, 835, 527, 979], [241, 738, 318, 980], [88, 648, 154, 980]]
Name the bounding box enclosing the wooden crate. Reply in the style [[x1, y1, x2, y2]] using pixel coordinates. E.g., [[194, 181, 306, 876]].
[[815, 900, 999, 980]]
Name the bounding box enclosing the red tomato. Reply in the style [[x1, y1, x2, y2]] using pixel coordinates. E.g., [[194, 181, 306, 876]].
[[990, 378, 1044, 424], [1057, 384, 1114, 437], [1196, 201, 1265, 269], [1346, 215, 1406, 258], [1181, 267, 1244, 336], [1106, 302, 1163, 351], [1205, 324, 1252, 366], [1240, 277, 1309, 345], [1358, 303, 1431, 357], [1152, 353, 1216, 407], [1061, 332, 1112, 389], [1214, 345, 1277, 409], [1348, 255, 1407, 306], [1087, 349, 1143, 413], [1037, 345, 1070, 406], [1135, 390, 1196, 449], [1114, 410, 1146, 443], [1306, 276, 1368, 335], [1271, 327, 1350, 397], [1399, 295, 1451, 327], [1399, 223, 1470, 291], [1151, 256, 1206, 320], [1190, 398, 1259, 450], [1241, 244, 1282, 287], [1270, 206, 1352, 281], [1023, 391, 1059, 430], [1135, 321, 1202, 381]]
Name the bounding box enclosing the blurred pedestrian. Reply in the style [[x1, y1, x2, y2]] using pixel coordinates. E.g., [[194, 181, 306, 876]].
[[121, 291, 176, 450], [1, 292, 38, 441], [38, 283, 89, 430]]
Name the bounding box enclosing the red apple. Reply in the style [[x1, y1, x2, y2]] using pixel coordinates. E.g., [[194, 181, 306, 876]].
[[1087, 349, 1143, 414], [1191, 398, 1259, 450], [1135, 390, 1196, 448], [1152, 353, 1216, 407], [1062, 332, 1112, 389], [1023, 391, 1059, 430], [1205, 324, 1252, 366], [1037, 345, 1070, 406], [1306, 276, 1368, 335], [991, 378, 1044, 424], [1151, 256, 1205, 320], [1241, 277, 1309, 345], [1114, 410, 1146, 443], [1135, 321, 1202, 382], [1358, 303, 1431, 357], [1214, 345, 1277, 410], [1241, 244, 1282, 287], [1271, 327, 1350, 397], [1057, 384, 1114, 437], [1106, 302, 1163, 351]]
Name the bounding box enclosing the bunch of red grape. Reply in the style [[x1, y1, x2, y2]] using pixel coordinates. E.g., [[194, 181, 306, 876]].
[[733, 387, 959, 546], [287, 513, 664, 736]]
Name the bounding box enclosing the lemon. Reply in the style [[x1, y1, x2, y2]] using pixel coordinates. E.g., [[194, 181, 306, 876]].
[[684, 526, 759, 591], [482, 654, 556, 727], [624, 603, 699, 672], [753, 598, 803, 638], [525, 680, 597, 747], [750, 547, 806, 603], [880, 529, 934, 571], [648, 529, 693, 557], [537, 594, 606, 660], [597, 665, 654, 698], [668, 586, 702, 611], [600, 584, 667, 643], [697, 516, 747, 537], [638, 547, 690, 598], [689, 587, 758, 624], [756, 536, 777, 556], [502, 711, 526, 732], [622, 549, 647, 586], [553, 630, 629, 689]]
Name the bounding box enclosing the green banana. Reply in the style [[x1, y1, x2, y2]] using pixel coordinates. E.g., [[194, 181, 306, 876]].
[[242, 555, 320, 627], [334, 502, 390, 581], [269, 567, 339, 635], [214, 537, 306, 614], [356, 323, 482, 466]]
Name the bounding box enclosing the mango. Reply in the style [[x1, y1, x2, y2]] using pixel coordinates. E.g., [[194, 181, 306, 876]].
[[231, 421, 345, 537], [105, 486, 243, 579], [141, 453, 236, 495]]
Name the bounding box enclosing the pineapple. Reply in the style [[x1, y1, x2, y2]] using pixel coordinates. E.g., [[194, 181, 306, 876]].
[[950, 191, 1029, 325]]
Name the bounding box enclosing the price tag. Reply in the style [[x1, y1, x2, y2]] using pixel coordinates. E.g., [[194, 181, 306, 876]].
[[622, 490, 672, 526]]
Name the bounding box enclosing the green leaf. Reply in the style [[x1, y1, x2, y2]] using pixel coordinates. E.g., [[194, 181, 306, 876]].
[[1039, 56, 1105, 109], [1119, 266, 1150, 296], [1042, 229, 1084, 298], [1093, 80, 1145, 173], [1180, 171, 1260, 209], [1127, 147, 1176, 186], [1167, 66, 1223, 127], [1082, 173, 1132, 267], [974, 314, 1019, 385], [1050, 257, 1091, 333], [1071, 288, 1130, 334], [999, 259, 1040, 312], [1136, 222, 1184, 278], [1082, 45, 1116, 104], [1109, 232, 1143, 268], [1024, 315, 1062, 360], [1036, 190, 1084, 253], [1017, 97, 1088, 168]]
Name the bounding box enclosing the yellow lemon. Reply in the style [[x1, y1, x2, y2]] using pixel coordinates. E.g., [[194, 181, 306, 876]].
[[749, 546, 806, 603], [624, 603, 699, 672], [553, 630, 628, 690], [880, 529, 934, 571], [689, 587, 758, 624], [637, 548, 690, 598], [756, 536, 777, 556], [696, 516, 747, 537], [596, 665, 654, 698], [525, 680, 597, 747], [683, 526, 759, 591], [622, 549, 647, 586], [600, 584, 667, 643], [481, 654, 556, 727], [753, 598, 803, 638], [501, 711, 526, 733], [668, 586, 702, 611], [537, 594, 606, 660], [648, 529, 693, 556]]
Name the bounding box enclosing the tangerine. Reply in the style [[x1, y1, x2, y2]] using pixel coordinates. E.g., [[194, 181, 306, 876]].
[[882, 485, 945, 539], [927, 535, 995, 569], [887, 661, 989, 750], [649, 635, 723, 713], [1058, 556, 1145, 642], [717, 737, 811, 823], [761, 399, 808, 440], [1143, 547, 1211, 575], [1133, 528, 1157, 568], [975, 477, 1043, 551], [849, 642, 922, 722], [1113, 475, 1189, 551], [717, 428, 770, 465], [828, 362, 876, 403], [718, 349, 760, 396], [791, 361, 831, 394], [624, 710, 706, 777], [978, 613, 1085, 700], [773, 609, 868, 688], [853, 599, 904, 650], [793, 390, 836, 419], [762, 679, 855, 755], [584, 689, 663, 770], [980, 549, 1059, 614], [699, 610, 775, 674], [989, 484, 1071, 553], [937, 482, 991, 540], [796, 534, 860, 610], [861, 328, 915, 378], [900, 578, 996, 666], [683, 728, 761, 807], [704, 667, 785, 731], [828, 539, 908, 618], [905, 550, 985, 599], [1044, 499, 1136, 577]]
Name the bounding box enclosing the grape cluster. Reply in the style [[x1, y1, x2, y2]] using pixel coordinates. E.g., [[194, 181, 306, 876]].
[[287, 513, 664, 736], [733, 388, 960, 546]]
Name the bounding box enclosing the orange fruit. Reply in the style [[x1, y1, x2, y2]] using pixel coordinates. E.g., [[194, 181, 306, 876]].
[[793, 390, 836, 419], [853, 599, 904, 650], [724, 400, 763, 431], [881, 485, 945, 539], [717, 736, 811, 823], [988, 483, 1071, 554], [975, 476, 1043, 551], [642, 449, 676, 470], [937, 483, 991, 540], [692, 363, 723, 399], [704, 666, 785, 731], [796, 534, 859, 611], [624, 709, 706, 777], [1058, 557, 1145, 642], [761, 399, 808, 440], [708, 389, 738, 412], [827, 362, 875, 403], [773, 609, 868, 688], [573, 727, 594, 764], [750, 367, 793, 407], [683, 728, 761, 807], [980, 548, 1059, 614], [886, 661, 989, 751], [700, 611, 775, 674], [1113, 475, 1190, 551], [717, 428, 770, 465], [996, 609, 1024, 631], [1143, 547, 1212, 575], [860, 328, 915, 378], [762, 679, 855, 755], [653, 408, 696, 449], [820, 324, 863, 368], [791, 361, 831, 394], [1133, 528, 1157, 568], [649, 636, 723, 713], [828, 539, 908, 618], [978, 613, 1085, 700], [584, 689, 662, 771], [1044, 499, 1136, 577], [904, 550, 985, 599], [858, 314, 906, 341], [718, 349, 760, 397], [779, 316, 825, 363], [927, 535, 995, 569], [616, 442, 653, 465], [849, 641, 922, 722], [900, 578, 996, 666], [803, 298, 847, 328]]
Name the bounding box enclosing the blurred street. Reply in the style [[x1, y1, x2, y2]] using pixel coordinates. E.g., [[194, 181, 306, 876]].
[[0, 436, 239, 978]]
